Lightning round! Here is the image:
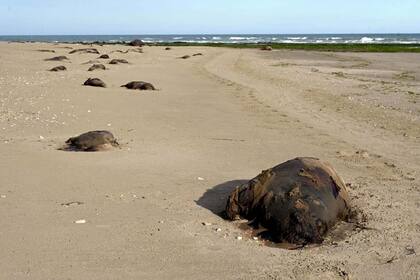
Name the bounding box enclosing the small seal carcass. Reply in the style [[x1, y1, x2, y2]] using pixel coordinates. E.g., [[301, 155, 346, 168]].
[[45, 56, 69, 61], [37, 49, 56, 53], [121, 81, 156, 91], [88, 64, 107, 71], [225, 157, 351, 245], [64, 130, 119, 151], [83, 78, 106, 88], [69, 48, 100, 54], [109, 59, 129, 65], [49, 65, 67, 72], [98, 54, 110, 59]]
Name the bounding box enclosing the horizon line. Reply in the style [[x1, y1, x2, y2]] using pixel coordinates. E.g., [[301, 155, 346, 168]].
[[1, 32, 420, 37]]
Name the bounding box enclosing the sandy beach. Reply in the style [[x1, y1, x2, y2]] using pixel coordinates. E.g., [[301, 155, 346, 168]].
[[0, 42, 419, 279]]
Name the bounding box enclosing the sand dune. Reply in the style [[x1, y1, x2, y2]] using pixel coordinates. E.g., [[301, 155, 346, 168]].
[[0, 42, 419, 279]]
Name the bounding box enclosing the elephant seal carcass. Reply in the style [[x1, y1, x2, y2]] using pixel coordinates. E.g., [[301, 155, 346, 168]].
[[37, 49, 55, 53], [88, 64, 107, 71], [83, 78, 106, 88], [121, 81, 156, 91], [128, 39, 145, 47], [64, 130, 118, 151], [109, 59, 129, 65], [225, 157, 351, 245], [45, 56, 69, 61], [49, 65, 67, 72], [69, 48, 100, 54]]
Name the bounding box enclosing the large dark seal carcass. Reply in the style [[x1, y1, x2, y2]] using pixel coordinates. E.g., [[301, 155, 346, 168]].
[[128, 39, 145, 47], [225, 157, 351, 245], [83, 78, 106, 88], [88, 64, 106, 71], [109, 59, 129, 65], [64, 131, 118, 151], [121, 81, 156, 90], [49, 65, 67, 72], [45, 56, 69, 61]]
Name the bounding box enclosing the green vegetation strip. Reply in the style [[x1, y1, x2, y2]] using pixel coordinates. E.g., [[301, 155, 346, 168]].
[[154, 42, 420, 52]]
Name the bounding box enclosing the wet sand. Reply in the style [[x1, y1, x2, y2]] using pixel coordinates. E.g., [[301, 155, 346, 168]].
[[0, 42, 419, 279]]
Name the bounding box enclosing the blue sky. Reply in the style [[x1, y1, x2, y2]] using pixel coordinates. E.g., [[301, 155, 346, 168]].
[[1, 0, 419, 35]]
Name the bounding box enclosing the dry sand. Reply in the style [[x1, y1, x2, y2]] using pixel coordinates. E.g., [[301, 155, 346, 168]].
[[0, 42, 419, 279]]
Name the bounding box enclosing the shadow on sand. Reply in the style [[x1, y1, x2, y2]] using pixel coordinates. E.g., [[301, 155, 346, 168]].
[[196, 180, 248, 216]]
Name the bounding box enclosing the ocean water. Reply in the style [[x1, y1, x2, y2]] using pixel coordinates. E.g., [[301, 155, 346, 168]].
[[0, 34, 420, 44]]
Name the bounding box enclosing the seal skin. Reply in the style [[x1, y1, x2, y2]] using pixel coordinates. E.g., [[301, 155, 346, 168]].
[[88, 64, 106, 71], [192, 53, 203, 56], [225, 157, 351, 245], [49, 65, 67, 72], [45, 56, 69, 61], [98, 54, 110, 59], [83, 78, 106, 88], [121, 81, 156, 90], [109, 59, 129, 64], [65, 130, 118, 151], [69, 48, 100, 54]]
